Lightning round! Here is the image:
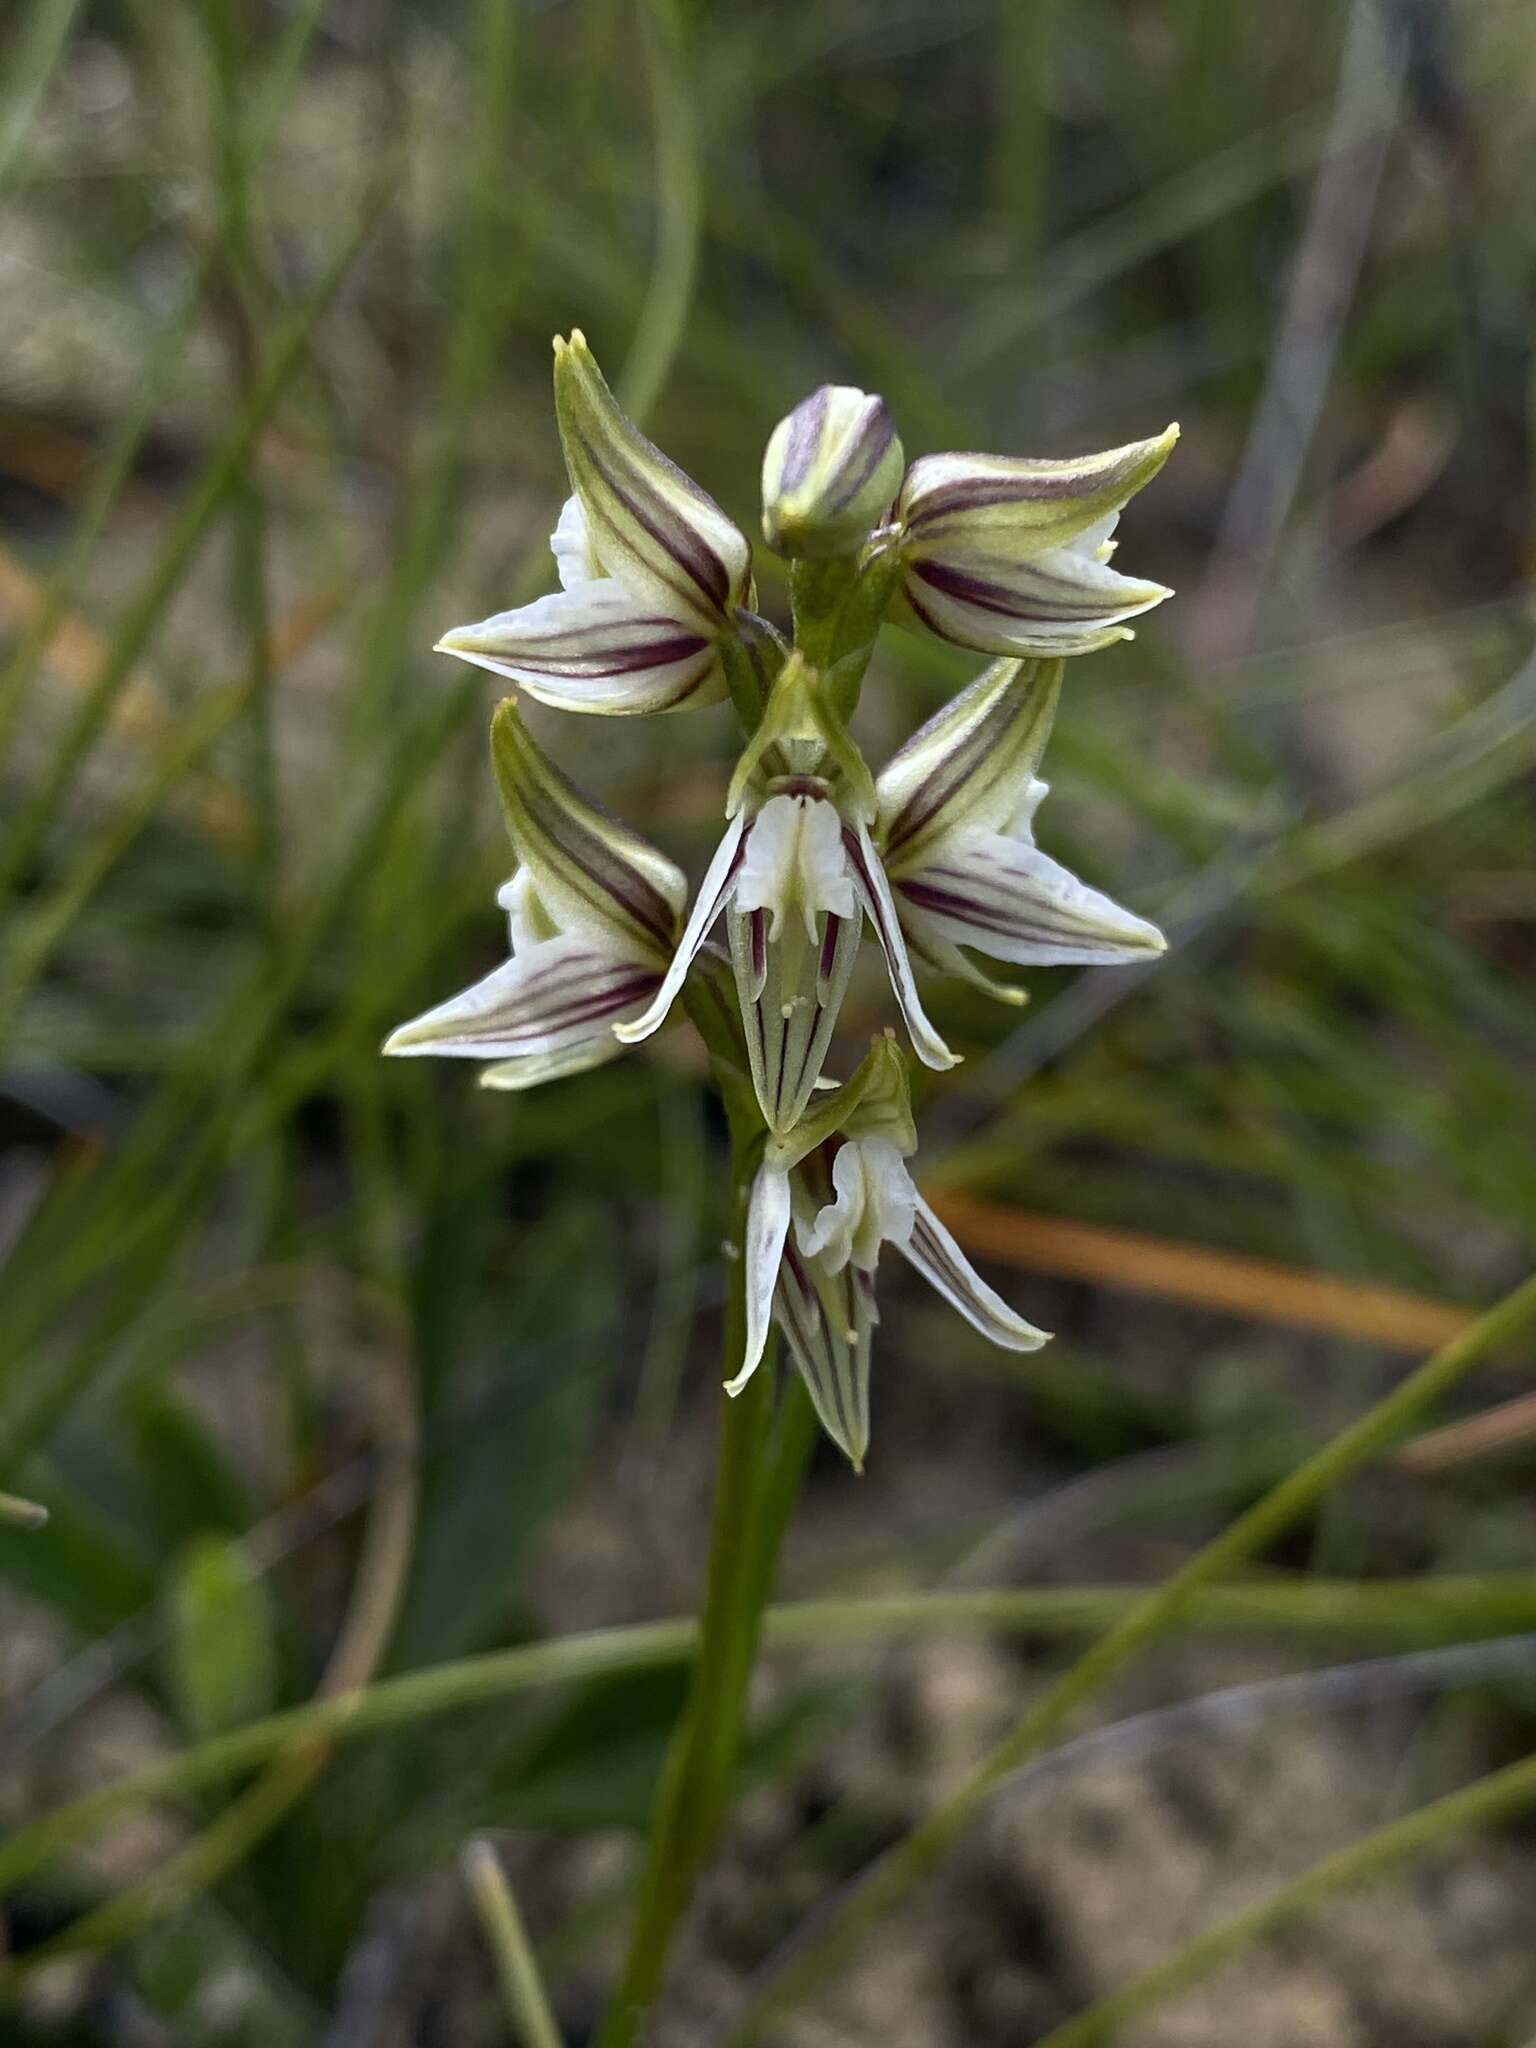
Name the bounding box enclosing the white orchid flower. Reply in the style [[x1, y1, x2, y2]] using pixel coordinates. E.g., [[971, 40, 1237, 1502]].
[[614, 654, 957, 1134], [728, 1037, 1048, 1467], [892, 425, 1179, 658], [875, 655, 1165, 1004], [383, 699, 686, 1089], [435, 331, 753, 715]]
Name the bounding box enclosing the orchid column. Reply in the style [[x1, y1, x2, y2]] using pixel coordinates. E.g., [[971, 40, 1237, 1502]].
[[384, 332, 1176, 2038]]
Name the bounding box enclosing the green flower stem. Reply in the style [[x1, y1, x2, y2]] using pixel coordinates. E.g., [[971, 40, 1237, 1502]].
[[724, 1265, 1536, 2042], [1033, 1745, 1536, 2048], [594, 1130, 787, 2048], [7, 1573, 1536, 1948]]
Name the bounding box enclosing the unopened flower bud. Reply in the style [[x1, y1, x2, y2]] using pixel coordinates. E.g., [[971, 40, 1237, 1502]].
[[761, 386, 904, 559]]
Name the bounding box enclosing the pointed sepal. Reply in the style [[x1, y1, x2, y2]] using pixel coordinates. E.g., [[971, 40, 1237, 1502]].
[[489, 698, 685, 964], [553, 330, 751, 631]]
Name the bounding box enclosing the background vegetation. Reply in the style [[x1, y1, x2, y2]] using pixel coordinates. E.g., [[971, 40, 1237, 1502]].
[[2, 0, 1535, 2041]]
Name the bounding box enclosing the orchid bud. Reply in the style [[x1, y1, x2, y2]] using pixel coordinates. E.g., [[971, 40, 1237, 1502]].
[[761, 386, 904, 559]]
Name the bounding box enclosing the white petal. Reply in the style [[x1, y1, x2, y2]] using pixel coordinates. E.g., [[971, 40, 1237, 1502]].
[[478, 1035, 630, 1092], [383, 935, 659, 1060], [799, 1137, 916, 1273], [550, 495, 601, 591], [898, 1194, 1051, 1351], [901, 545, 1171, 659], [844, 821, 960, 1071], [726, 1164, 791, 1396], [613, 813, 748, 1044], [497, 869, 545, 953], [797, 1140, 864, 1272], [437, 581, 724, 715], [1070, 512, 1119, 561], [734, 794, 856, 945]]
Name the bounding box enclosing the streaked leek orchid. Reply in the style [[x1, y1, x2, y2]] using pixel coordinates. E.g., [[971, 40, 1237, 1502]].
[[730, 1037, 1048, 1467], [383, 700, 684, 1089], [435, 333, 753, 715], [892, 426, 1179, 658]]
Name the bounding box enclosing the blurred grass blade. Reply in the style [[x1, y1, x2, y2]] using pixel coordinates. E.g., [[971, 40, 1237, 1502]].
[[0, 181, 388, 899], [722, 1266, 1536, 2039], [0, 1488, 48, 1530], [0, 681, 251, 1043], [462, 1837, 566, 2048], [0, 0, 83, 197], [11, 1570, 1536, 1908], [1033, 1743, 1536, 2048], [0, 277, 206, 771], [616, 0, 701, 427], [167, 1533, 277, 1741], [348, 0, 516, 731], [922, 1192, 1475, 1351]]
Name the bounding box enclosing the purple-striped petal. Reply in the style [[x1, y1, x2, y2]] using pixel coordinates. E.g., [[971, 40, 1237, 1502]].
[[895, 810, 1166, 969], [437, 580, 724, 716], [844, 820, 959, 1071], [875, 657, 1061, 869], [898, 1194, 1050, 1351], [898, 544, 1170, 659], [761, 385, 903, 559], [383, 936, 661, 1061], [613, 812, 749, 1045], [774, 1232, 875, 1470]]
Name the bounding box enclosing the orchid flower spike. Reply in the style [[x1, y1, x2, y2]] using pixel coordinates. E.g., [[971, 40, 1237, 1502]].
[[874, 656, 1165, 1003], [731, 1037, 1048, 1467], [435, 332, 753, 715], [383, 700, 685, 1088], [891, 425, 1179, 658]]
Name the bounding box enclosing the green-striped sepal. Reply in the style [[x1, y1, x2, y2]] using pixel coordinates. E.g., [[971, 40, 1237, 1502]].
[[892, 425, 1178, 658], [383, 700, 685, 1083], [436, 332, 753, 714], [876, 657, 1164, 1003]]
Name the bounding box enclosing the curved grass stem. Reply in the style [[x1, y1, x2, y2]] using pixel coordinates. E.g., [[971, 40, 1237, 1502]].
[[9, 1571, 1536, 1968], [721, 1265, 1536, 2041], [1032, 1745, 1536, 2048]]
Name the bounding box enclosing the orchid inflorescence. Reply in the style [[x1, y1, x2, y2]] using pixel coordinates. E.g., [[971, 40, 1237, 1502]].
[[386, 333, 1176, 1467]]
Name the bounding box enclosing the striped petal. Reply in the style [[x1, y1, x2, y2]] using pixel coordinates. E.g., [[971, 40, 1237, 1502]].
[[894, 783, 1165, 972], [876, 657, 1061, 871], [898, 543, 1171, 658], [725, 1161, 792, 1398], [897, 427, 1179, 560], [613, 812, 749, 1045], [897, 1194, 1051, 1351], [553, 330, 751, 632], [490, 699, 686, 964], [437, 580, 724, 716], [383, 933, 660, 1061], [844, 820, 959, 1071], [774, 1229, 876, 1470]]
